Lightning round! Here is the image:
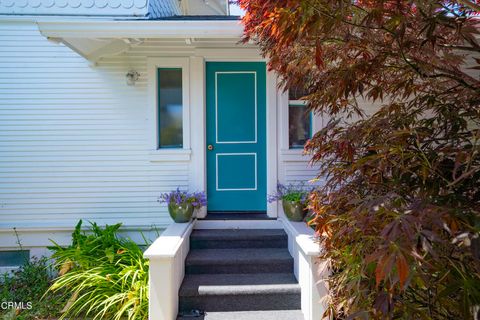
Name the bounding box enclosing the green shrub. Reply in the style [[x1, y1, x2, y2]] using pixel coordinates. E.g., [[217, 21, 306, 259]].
[[48, 220, 149, 320], [0, 257, 66, 319]]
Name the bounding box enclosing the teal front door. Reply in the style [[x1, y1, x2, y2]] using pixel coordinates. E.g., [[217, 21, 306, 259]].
[[206, 62, 267, 212]]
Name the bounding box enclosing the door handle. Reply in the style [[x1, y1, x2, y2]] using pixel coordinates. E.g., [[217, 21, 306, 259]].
[[207, 144, 214, 151]]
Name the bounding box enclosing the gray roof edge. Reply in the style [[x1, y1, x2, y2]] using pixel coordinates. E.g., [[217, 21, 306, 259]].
[[147, 0, 181, 19], [0, 0, 183, 18]]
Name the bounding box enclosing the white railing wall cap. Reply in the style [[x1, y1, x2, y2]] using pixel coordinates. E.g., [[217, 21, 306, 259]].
[[282, 218, 321, 256], [144, 220, 194, 259], [295, 234, 321, 256]]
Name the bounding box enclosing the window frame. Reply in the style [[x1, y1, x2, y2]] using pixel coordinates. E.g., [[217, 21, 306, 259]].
[[148, 57, 191, 161], [279, 89, 324, 155]]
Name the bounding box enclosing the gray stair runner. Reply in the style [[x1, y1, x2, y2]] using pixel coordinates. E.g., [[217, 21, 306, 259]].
[[190, 229, 288, 249], [178, 310, 304, 320], [177, 229, 303, 319]]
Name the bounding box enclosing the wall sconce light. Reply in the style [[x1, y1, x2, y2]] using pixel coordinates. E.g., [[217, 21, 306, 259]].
[[126, 70, 140, 86]]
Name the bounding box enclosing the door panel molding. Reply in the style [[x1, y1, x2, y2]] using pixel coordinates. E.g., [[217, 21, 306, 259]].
[[215, 71, 258, 144], [215, 153, 257, 191]]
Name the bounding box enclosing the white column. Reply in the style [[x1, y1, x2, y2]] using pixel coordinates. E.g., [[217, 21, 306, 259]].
[[148, 257, 176, 320], [281, 218, 329, 320], [144, 222, 194, 320], [266, 70, 279, 218]]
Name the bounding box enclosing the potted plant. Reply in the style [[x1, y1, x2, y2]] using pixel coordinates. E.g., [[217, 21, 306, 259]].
[[268, 183, 310, 221], [159, 188, 207, 223]]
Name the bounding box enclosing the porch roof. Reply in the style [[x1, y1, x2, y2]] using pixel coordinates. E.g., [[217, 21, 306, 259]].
[[37, 19, 245, 63]]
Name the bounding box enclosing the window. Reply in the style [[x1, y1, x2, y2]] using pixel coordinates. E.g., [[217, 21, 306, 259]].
[[148, 57, 190, 160], [0, 250, 29, 267], [158, 68, 183, 148], [288, 87, 312, 149], [289, 103, 311, 148]]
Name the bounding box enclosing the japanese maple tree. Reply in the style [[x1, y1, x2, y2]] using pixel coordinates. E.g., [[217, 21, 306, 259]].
[[239, 0, 480, 318]]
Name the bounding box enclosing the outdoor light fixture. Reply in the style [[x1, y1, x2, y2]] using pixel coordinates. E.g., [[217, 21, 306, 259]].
[[126, 70, 140, 86]]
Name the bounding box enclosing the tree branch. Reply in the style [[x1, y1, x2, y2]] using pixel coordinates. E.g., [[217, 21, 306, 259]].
[[456, 0, 480, 12], [439, 44, 480, 53]]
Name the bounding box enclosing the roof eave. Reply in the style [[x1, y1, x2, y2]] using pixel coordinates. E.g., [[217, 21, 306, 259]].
[[37, 19, 244, 39]]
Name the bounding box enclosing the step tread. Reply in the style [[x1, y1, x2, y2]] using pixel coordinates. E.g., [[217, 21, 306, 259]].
[[186, 248, 293, 266], [179, 273, 300, 296], [177, 310, 304, 320], [191, 229, 287, 241]]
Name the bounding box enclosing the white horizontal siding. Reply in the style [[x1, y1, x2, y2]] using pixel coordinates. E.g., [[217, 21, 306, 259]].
[[0, 21, 190, 231], [280, 160, 320, 186]]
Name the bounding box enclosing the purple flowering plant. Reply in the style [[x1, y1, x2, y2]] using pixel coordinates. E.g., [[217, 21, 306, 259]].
[[158, 188, 207, 209], [267, 182, 311, 205]]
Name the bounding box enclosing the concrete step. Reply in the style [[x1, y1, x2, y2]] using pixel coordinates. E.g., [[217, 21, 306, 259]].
[[177, 310, 304, 320], [190, 229, 287, 249], [185, 248, 294, 274], [179, 273, 301, 312]]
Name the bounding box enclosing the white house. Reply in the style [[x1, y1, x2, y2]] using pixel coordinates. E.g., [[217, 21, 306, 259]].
[[0, 1, 328, 319]]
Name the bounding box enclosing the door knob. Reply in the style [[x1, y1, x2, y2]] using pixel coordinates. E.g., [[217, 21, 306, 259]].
[[207, 144, 214, 151]]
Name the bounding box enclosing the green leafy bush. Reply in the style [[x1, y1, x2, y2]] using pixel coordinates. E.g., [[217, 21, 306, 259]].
[[48, 220, 149, 320], [0, 257, 66, 319]]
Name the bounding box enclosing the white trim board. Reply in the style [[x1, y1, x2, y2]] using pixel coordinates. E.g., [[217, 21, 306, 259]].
[[0, 225, 165, 248], [266, 70, 279, 218], [37, 20, 244, 39]]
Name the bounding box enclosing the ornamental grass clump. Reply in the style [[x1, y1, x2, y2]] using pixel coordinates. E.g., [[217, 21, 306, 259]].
[[48, 220, 149, 320]]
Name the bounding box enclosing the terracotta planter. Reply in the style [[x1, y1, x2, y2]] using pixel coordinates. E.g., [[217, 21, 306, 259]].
[[282, 199, 306, 222], [168, 202, 194, 223]]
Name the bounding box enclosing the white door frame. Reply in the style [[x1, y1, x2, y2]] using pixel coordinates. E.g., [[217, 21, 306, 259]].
[[189, 48, 278, 217]]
